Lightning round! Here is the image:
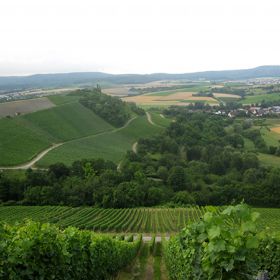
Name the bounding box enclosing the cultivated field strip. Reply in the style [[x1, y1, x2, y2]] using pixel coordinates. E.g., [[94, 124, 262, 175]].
[[0, 206, 279, 233]]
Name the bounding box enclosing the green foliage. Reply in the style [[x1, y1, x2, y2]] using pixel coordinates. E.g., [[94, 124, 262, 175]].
[[0, 221, 140, 279], [79, 88, 131, 127], [165, 204, 261, 280], [256, 234, 280, 279]]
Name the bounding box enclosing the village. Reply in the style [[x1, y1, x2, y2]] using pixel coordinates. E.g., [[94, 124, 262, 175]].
[[215, 105, 280, 118]]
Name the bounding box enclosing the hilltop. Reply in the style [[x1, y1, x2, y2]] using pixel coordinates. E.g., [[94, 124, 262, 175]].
[[1, 66, 280, 92]]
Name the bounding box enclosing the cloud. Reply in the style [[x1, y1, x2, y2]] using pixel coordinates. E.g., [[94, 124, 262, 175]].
[[0, 0, 280, 75]]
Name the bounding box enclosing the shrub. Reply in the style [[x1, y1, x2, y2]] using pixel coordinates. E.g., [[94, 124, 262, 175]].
[[165, 204, 260, 280], [257, 234, 280, 280], [0, 221, 141, 279]]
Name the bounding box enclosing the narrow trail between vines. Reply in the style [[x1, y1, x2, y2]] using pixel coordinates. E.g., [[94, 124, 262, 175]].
[[117, 240, 169, 280]]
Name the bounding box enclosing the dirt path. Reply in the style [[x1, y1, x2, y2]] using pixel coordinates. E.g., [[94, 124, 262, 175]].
[[146, 112, 156, 126], [144, 255, 154, 280], [132, 142, 138, 153], [0, 143, 63, 170], [0, 117, 137, 170]]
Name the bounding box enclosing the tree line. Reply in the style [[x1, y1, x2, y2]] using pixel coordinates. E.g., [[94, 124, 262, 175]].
[[79, 86, 144, 127]]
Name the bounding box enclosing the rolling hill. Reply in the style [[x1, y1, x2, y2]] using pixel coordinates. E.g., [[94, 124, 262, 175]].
[[1, 66, 280, 92]]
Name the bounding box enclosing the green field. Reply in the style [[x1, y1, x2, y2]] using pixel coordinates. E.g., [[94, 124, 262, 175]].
[[47, 94, 81, 105], [149, 113, 172, 127], [37, 115, 163, 166], [241, 92, 280, 104], [0, 117, 54, 166], [23, 102, 113, 141], [0, 206, 278, 233], [0, 102, 114, 166], [148, 85, 211, 96], [258, 153, 280, 168]]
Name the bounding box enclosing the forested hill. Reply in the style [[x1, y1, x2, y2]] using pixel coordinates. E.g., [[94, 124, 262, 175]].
[[1, 65, 280, 91]]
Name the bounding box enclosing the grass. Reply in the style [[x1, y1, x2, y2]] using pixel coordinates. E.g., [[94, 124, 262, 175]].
[[149, 113, 172, 128], [0, 102, 114, 166], [243, 137, 255, 151], [258, 153, 280, 168], [23, 102, 113, 141], [218, 96, 240, 102], [241, 92, 280, 104], [37, 115, 163, 166], [178, 99, 219, 104], [0, 117, 54, 166], [260, 126, 280, 147], [153, 242, 162, 280], [47, 94, 81, 105], [148, 86, 211, 96]]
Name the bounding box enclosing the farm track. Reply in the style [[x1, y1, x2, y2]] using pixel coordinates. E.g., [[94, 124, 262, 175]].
[[0, 143, 62, 170], [132, 142, 138, 153], [0, 117, 137, 170]]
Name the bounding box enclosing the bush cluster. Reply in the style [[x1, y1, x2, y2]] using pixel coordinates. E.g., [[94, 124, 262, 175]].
[[0, 221, 141, 279], [164, 204, 279, 280]]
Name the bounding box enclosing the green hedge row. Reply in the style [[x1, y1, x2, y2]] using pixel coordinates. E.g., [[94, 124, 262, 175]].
[[257, 235, 280, 280], [164, 204, 280, 280], [0, 221, 141, 280]]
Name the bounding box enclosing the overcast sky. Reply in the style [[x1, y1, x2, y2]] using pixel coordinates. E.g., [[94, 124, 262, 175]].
[[0, 0, 279, 76]]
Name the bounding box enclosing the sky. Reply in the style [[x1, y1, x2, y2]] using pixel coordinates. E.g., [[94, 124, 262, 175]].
[[0, 0, 280, 76]]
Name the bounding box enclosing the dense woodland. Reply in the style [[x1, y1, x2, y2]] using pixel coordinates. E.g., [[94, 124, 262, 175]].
[[79, 87, 144, 127], [0, 106, 280, 208]]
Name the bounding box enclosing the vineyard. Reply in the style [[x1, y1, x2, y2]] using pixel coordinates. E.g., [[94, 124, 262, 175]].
[[0, 206, 279, 233]]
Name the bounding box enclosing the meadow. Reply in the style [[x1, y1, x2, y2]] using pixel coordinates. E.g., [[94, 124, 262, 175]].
[[23, 102, 113, 141], [0, 101, 114, 166], [37, 115, 163, 166], [0, 206, 279, 233], [241, 92, 280, 104]]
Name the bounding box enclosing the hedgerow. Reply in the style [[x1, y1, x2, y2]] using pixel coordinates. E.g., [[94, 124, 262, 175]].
[[164, 204, 262, 280], [0, 221, 141, 280], [256, 234, 280, 280]]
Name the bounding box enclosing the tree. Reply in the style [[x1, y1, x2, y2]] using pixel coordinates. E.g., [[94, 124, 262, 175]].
[[167, 166, 187, 191], [172, 191, 195, 205]]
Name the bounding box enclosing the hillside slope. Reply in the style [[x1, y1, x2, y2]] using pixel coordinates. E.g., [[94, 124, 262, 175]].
[[0, 102, 113, 166], [37, 115, 163, 166]]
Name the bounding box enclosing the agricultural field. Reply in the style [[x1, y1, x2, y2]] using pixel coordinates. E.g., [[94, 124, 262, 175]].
[[0, 206, 214, 233], [23, 102, 113, 141], [37, 115, 163, 166], [0, 117, 55, 166], [123, 90, 219, 107], [0, 206, 279, 233], [0, 97, 55, 118], [0, 91, 167, 167], [240, 92, 280, 104], [0, 102, 114, 166]]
